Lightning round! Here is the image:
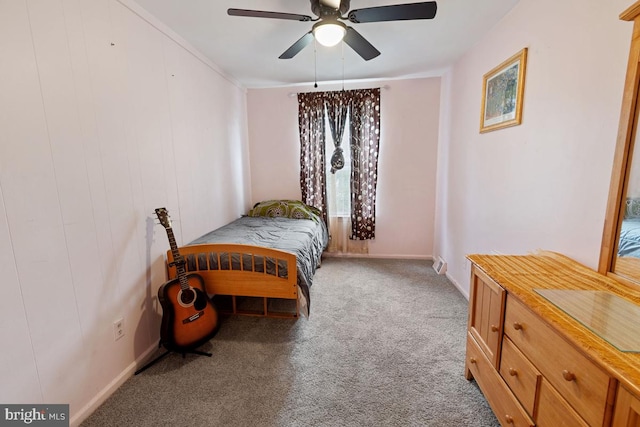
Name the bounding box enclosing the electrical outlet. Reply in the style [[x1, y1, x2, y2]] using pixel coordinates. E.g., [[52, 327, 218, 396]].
[[113, 318, 124, 341]]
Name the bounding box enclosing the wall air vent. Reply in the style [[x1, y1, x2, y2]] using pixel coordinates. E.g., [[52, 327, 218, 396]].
[[433, 257, 447, 275]]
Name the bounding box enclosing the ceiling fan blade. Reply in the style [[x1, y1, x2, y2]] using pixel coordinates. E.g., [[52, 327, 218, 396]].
[[228, 9, 313, 21], [343, 27, 380, 61], [347, 2, 437, 23], [279, 32, 314, 59]]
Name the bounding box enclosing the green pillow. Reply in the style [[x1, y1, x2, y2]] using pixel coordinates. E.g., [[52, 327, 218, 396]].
[[248, 200, 320, 221]]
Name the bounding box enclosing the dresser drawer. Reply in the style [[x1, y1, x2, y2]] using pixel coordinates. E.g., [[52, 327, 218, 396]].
[[467, 333, 534, 427], [504, 295, 611, 427], [499, 336, 541, 417], [536, 378, 589, 427]]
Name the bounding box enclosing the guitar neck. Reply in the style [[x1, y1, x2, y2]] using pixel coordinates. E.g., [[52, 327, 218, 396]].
[[166, 227, 181, 261], [165, 227, 190, 290]]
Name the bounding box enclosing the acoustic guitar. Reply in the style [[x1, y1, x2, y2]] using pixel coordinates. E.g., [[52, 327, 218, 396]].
[[155, 208, 219, 352]]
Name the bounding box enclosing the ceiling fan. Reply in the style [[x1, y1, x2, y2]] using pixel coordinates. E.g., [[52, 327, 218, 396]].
[[227, 0, 437, 61]]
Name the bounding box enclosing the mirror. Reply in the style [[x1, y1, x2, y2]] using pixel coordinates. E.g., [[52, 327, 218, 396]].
[[612, 122, 640, 282], [600, 2, 640, 288]]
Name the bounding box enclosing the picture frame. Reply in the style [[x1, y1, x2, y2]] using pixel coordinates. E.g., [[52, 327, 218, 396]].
[[480, 48, 528, 133]]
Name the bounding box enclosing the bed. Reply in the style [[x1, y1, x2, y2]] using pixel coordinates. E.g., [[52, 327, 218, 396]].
[[615, 199, 640, 278], [165, 200, 328, 318], [618, 198, 640, 258], [618, 218, 640, 258]]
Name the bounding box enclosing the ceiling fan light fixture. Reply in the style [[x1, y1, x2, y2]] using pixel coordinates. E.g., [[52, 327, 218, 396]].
[[313, 21, 347, 47]]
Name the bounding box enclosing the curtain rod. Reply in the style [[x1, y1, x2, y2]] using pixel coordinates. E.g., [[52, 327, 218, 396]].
[[287, 85, 390, 98]]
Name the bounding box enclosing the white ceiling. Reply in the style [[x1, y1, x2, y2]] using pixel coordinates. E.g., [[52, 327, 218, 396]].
[[131, 0, 520, 88]]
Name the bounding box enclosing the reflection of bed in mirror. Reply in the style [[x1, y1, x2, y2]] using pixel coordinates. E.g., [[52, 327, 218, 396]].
[[617, 200, 640, 277], [619, 198, 640, 256], [615, 198, 640, 278], [618, 218, 640, 258]]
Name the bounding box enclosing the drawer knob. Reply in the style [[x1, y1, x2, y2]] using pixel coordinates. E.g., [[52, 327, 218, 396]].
[[505, 414, 514, 424], [508, 368, 518, 377], [490, 325, 499, 332], [513, 322, 523, 330], [562, 370, 576, 381], [470, 357, 477, 364]]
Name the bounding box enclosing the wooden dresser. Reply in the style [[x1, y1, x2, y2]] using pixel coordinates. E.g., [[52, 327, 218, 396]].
[[465, 252, 640, 426]]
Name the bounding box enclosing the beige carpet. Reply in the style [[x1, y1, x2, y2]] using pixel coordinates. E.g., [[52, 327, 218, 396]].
[[82, 257, 498, 426]]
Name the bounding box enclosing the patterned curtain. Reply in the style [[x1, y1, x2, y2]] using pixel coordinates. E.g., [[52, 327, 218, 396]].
[[297, 88, 381, 240], [348, 88, 381, 240], [324, 91, 350, 174], [297, 92, 327, 224]]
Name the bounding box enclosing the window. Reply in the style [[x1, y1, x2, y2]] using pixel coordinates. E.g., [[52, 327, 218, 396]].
[[325, 112, 351, 218]]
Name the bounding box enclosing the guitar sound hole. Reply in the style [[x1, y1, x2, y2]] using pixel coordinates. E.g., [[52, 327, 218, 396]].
[[180, 288, 195, 305], [194, 291, 207, 311]]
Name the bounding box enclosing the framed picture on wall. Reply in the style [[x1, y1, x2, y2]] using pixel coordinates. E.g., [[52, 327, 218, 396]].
[[480, 48, 528, 133]]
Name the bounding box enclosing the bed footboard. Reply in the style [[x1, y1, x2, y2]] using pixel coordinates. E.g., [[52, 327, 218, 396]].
[[166, 244, 299, 318]]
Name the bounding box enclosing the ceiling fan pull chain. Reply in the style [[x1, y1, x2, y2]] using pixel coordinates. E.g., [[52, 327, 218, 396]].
[[342, 40, 344, 92]]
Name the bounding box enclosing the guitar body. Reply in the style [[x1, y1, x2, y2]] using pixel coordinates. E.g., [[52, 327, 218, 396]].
[[157, 272, 219, 352]]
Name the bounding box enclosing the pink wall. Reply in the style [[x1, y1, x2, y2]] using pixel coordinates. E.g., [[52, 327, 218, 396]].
[[436, 0, 634, 295], [0, 0, 250, 423], [247, 78, 441, 258]]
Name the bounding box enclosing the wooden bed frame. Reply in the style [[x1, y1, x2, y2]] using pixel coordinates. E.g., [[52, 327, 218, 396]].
[[166, 243, 300, 318]]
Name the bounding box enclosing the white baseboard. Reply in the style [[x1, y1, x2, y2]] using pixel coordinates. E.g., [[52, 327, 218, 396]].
[[70, 343, 159, 426], [447, 272, 469, 300]]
